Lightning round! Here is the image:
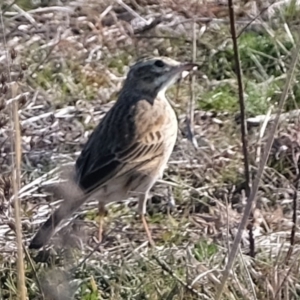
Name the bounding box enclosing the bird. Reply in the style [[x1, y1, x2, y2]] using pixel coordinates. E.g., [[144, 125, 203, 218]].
[[29, 57, 198, 249]]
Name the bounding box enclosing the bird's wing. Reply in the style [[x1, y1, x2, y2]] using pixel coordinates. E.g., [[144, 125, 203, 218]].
[[76, 98, 167, 192], [29, 98, 169, 250]]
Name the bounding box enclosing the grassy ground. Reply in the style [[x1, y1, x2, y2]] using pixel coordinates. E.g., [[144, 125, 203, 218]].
[[1, 0, 300, 299]]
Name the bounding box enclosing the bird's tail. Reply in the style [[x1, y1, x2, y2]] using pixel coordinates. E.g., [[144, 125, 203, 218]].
[[29, 180, 87, 249]]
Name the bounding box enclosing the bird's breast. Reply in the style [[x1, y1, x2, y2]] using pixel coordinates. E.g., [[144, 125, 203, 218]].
[[136, 97, 178, 177]]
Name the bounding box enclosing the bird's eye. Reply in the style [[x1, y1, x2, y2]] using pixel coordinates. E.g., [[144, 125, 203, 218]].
[[154, 60, 165, 68]]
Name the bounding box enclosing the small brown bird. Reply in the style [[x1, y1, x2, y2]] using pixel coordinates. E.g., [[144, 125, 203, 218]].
[[29, 57, 198, 249]]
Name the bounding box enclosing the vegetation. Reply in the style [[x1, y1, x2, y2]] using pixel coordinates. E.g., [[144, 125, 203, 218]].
[[1, 0, 300, 299]]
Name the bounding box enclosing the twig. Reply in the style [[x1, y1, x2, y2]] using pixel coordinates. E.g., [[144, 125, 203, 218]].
[[1, 0, 17, 14], [215, 21, 300, 300], [228, 0, 251, 199], [247, 108, 300, 126], [236, 6, 269, 38], [5, 91, 30, 105], [255, 106, 273, 164], [11, 81, 27, 299], [1, 8, 27, 298], [171, 17, 265, 27], [235, 0, 257, 258], [229, 0, 254, 257], [186, 19, 198, 149], [274, 150, 300, 297], [134, 16, 163, 34], [114, 0, 148, 24], [9, 6, 74, 19], [274, 262, 295, 299], [20, 106, 76, 126], [12, 4, 37, 26], [135, 35, 193, 43], [273, 194, 298, 298], [190, 267, 219, 287], [287, 171, 299, 261], [18, 167, 60, 197]]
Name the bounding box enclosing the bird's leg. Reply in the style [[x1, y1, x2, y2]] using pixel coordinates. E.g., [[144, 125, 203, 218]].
[[98, 202, 106, 243], [138, 194, 155, 247]]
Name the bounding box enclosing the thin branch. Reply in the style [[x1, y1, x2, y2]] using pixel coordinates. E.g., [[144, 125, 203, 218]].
[[286, 154, 300, 263], [186, 19, 198, 149], [1, 8, 27, 299], [114, 0, 148, 24], [4, 215, 45, 299], [227, 0, 256, 258], [228, 0, 251, 196], [236, 6, 269, 39], [274, 152, 300, 297], [229, 0, 255, 257], [11, 81, 27, 299], [215, 3, 300, 300]]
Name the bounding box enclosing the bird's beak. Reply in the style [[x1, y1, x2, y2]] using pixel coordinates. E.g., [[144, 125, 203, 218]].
[[171, 63, 199, 80], [161, 63, 199, 90], [180, 63, 199, 78]]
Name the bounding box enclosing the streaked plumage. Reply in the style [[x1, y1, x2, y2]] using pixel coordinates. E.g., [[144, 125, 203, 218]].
[[29, 57, 198, 249]]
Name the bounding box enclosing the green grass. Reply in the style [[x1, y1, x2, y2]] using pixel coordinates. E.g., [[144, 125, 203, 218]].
[[2, 0, 300, 299], [196, 30, 295, 114], [198, 84, 238, 113], [193, 240, 219, 262]]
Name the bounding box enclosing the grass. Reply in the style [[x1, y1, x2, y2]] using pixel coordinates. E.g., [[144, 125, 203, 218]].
[[2, 0, 300, 299], [199, 84, 238, 112]]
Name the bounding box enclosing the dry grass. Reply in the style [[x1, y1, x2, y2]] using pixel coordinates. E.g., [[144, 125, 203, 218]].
[[2, 0, 300, 299]]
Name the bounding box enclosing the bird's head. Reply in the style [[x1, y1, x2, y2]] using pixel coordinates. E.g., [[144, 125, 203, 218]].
[[122, 57, 198, 102]]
